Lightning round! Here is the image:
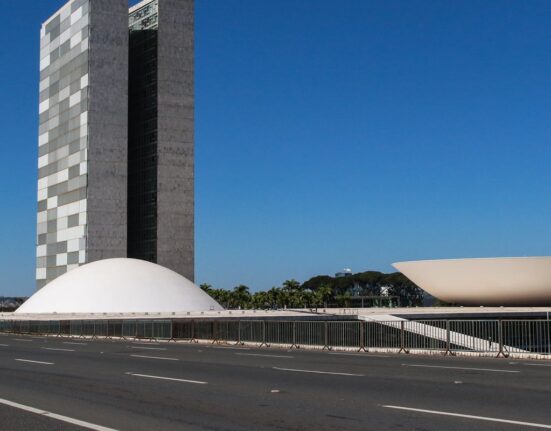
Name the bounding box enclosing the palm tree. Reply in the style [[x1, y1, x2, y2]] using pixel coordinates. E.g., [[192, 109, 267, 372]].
[[282, 279, 301, 293], [281, 279, 302, 308], [267, 287, 280, 309], [252, 291, 270, 309], [314, 285, 334, 308], [231, 285, 251, 309]]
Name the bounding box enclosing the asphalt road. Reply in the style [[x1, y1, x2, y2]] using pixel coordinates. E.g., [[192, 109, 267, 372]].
[[0, 333, 549, 430]]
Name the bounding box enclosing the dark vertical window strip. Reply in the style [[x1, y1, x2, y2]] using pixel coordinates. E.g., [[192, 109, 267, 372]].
[[127, 20, 158, 263]]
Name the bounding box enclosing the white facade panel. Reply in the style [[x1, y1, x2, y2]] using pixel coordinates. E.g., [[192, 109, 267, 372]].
[[36, 268, 47, 280], [39, 132, 49, 146], [67, 238, 79, 252], [56, 253, 68, 266], [40, 55, 50, 71], [36, 245, 46, 257], [39, 100, 49, 114], [70, 7, 82, 25]]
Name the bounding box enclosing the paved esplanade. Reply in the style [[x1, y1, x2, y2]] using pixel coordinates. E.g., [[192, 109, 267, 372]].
[[0, 335, 549, 430]]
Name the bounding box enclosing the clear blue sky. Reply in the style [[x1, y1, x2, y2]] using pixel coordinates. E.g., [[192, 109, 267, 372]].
[[1, 0, 551, 296]]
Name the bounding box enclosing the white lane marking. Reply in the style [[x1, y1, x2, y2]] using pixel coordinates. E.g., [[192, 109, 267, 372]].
[[329, 353, 390, 358], [130, 346, 167, 351], [63, 342, 88, 346], [524, 363, 551, 367], [273, 367, 364, 377], [130, 354, 179, 361], [382, 405, 551, 429], [210, 346, 250, 350], [127, 373, 207, 385], [15, 359, 54, 365], [41, 347, 75, 352], [0, 397, 118, 431], [0, 344, 9, 347], [402, 364, 519, 373], [12, 339, 33, 342], [235, 353, 294, 359]]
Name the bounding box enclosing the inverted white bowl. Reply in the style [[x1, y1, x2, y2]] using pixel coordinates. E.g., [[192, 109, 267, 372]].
[[393, 256, 551, 306]]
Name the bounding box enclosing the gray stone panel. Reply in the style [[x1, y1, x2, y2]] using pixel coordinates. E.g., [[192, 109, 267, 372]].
[[156, 0, 194, 281], [86, 0, 128, 263]]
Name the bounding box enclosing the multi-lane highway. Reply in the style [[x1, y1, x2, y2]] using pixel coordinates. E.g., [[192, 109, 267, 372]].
[[0, 333, 549, 430]]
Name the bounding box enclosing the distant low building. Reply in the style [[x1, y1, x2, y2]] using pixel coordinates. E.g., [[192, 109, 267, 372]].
[[380, 286, 391, 297], [335, 268, 353, 278], [0, 297, 28, 312]]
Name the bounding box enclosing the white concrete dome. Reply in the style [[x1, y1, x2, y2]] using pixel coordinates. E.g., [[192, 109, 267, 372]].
[[393, 256, 551, 306], [16, 258, 223, 314]]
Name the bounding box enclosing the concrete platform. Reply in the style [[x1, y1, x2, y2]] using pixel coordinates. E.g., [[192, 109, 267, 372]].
[[3, 306, 551, 321]]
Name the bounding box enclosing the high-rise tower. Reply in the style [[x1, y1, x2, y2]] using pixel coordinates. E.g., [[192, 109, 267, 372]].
[[128, 0, 195, 280], [36, 0, 194, 289]]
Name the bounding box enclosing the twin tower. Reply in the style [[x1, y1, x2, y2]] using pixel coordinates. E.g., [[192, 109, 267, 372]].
[[36, 0, 194, 289]]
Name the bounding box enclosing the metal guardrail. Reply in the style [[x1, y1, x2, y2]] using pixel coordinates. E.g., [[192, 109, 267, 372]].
[[0, 319, 549, 357]]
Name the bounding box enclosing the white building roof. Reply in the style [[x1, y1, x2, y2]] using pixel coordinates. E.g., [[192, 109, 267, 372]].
[[393, 256, 551, 306], [16, 258, 223, 314]]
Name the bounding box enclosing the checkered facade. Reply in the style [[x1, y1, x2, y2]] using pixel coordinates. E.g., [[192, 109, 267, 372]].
[[36, 0, 129, 289], [37, 0, 91, 288]]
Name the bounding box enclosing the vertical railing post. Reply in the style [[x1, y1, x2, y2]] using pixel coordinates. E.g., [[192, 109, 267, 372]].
[[290, 322, 298, 349], [237, 320, 242, 345], [169, 319, 174, 341], [211, 321, 216, 344], [358, 321, 366, 352], [259, 321, 268, 347], [548, 317, 551, 356], [529, 320, 533, 353], [496, 320, 507, 358], [191, 320, 197, 343], [443, 320, 451, 355], [398, 321, 409, 354], [322, 321, 330, 350]]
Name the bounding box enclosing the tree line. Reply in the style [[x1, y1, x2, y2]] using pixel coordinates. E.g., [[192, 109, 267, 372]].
[[200, 270, 423, 309]]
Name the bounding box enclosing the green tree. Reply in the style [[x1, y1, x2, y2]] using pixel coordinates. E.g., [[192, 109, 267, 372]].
[[199, 283, 213, 295], [252, 291, 270, 309], [202, 269, 424, 310], [210, 288, 231, 308], [335, 292, 352, 307], [302, 275, 333, 292], [267, 287, 281, 309], [313, 284, 333, 307], [383, 273, 423, 306], [230, 285, 251, 309], [279, 279, 302, 308]]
